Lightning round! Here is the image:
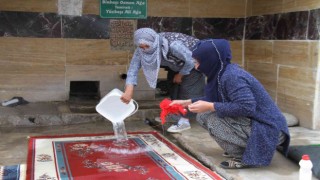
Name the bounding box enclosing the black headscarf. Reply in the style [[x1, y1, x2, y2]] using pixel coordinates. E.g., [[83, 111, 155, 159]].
[[192, 39, 232, 102]]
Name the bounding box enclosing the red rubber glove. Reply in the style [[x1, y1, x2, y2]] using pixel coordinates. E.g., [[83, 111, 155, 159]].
[[159, 98, 187, 125]]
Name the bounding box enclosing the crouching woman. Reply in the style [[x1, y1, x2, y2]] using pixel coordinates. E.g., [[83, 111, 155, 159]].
[[171, 39, 290, 169]]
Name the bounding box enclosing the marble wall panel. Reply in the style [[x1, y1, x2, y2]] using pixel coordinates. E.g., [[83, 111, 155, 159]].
[[277, 66, 317, 128], [190, 0, 246, 18], [273, 41, 314, 68], [0, 0, 57, 13], [246, 0, 253, 17], [316, 42, 320, 129], [0, 7, 316, 41], [251, 0, 283, 16], [245, 15, 275, 40], [137, 17, 193, 35], [230, 41, 243, 66], [0, 11, 61, 38], [283, 0, 320, 13], [0, 11, 111, 39], [308, 9, 320, 40], [66, 65, 127, 98], [316, 84, 320, 129], [0, 74, 65, 91], [278, 66, 316, 101], [275, 11, 308, 40], [245, 40, 273, 64], [66, 39, 128, 65], [148, 0, 189, 17], [246, 11, 309, 40], [62, 14, 110, 39], [0, 37, 66, 66], [316, 65, 320, 129], [310, 41, 320, 68], [277, 93, 314, 128], [0, 61, 64, 75], [0, 37, 66, 102], [193, 18, 244, 40], [82, 0, 100, 15], [246, 62, 277, 100], [0, 73, 66, 102], [0, 90, 67, 102]]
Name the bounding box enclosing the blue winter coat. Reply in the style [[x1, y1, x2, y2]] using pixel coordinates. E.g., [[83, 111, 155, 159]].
[[214, 64, 290, 166]]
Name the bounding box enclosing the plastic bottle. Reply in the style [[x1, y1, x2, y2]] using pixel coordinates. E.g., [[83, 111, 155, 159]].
[[299, 154, 313, 180]]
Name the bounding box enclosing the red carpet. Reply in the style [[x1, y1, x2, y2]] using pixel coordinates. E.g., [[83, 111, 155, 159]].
[[26, 131, 223, 180]]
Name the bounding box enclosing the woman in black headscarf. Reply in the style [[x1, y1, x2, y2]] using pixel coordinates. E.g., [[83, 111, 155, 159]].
[[171, 39, 290, 169]]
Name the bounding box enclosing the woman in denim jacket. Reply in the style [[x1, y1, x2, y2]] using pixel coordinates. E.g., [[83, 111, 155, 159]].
[[121, 28, 205, 133]]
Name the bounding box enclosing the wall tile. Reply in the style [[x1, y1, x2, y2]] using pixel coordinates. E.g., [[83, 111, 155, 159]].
[[278, 66, 316, 104], [246, 11, 309, 40], [0, 37, 66, 66], [273, 41, 314, 68], [138, 17, 192, 35], [252, 0, 320, 16], [0, 0, 57, 13], [0, 11, 61, 38], [277, 93, 314, 128], [82, 0, 99, 15], [245, 15, 275, 40], [252, 0, 283, 16], [190, 0, 246, 18], [193, 18, 244, 40], [308, 9, 320, 40], [275, 11, 308, 40], [245, 40, 273, 63], [0, 37, 66, 102], [315, 42, 320, 129], [246, 0, 253, 17], [246, 62, 277, 100], [310, 41, 320, 68], [277, 66, 317, 128], [66, 65, 128, 99], [148, 0, 189, 17], [62, 14, 110, 39], [0, 90, 67, 102], [230, 41, 243, 66], [284, 0, 320, 13], [66, 39, 129, 65]]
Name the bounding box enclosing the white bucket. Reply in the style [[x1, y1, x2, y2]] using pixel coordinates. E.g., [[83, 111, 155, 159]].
[[96, 88, 139, 123]]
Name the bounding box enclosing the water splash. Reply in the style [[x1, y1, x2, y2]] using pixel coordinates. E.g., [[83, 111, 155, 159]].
[[112, 121, 128, 142], [90, 143, 152, 155], [105, 146, 153, 155]]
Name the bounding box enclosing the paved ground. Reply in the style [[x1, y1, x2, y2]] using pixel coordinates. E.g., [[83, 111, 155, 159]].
[[0, 102, 319, 180]]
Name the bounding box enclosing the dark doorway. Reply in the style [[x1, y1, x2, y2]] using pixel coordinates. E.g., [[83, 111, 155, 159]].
[[69, 81, 100, 101], [69, 81, 100, 113]]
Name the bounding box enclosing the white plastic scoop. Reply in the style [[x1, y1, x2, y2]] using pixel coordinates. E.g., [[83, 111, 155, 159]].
[[96, 88, 139, 141]]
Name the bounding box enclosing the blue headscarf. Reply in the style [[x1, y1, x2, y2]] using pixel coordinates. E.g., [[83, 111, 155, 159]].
[[192, 39, 232, 102]]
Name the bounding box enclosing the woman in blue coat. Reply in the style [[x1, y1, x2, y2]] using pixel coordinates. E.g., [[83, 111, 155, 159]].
[[171, 39, 290, 169]]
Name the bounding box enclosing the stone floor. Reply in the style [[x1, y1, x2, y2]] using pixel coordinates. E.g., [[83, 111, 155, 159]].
[[0, 102, 319, 180]]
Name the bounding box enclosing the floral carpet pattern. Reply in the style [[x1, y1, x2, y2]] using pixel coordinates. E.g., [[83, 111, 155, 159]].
[[27, 131, 223, 180]]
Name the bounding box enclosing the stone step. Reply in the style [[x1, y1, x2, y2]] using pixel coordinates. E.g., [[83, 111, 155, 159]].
[[0, 101, 161, 127]]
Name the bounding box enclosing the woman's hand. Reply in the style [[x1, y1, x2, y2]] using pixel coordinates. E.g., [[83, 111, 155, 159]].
[[121, 85, 134, 104], [170, 99, 192, 107], [188, 100, 215, 113], [173, 73, 183, 84]]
